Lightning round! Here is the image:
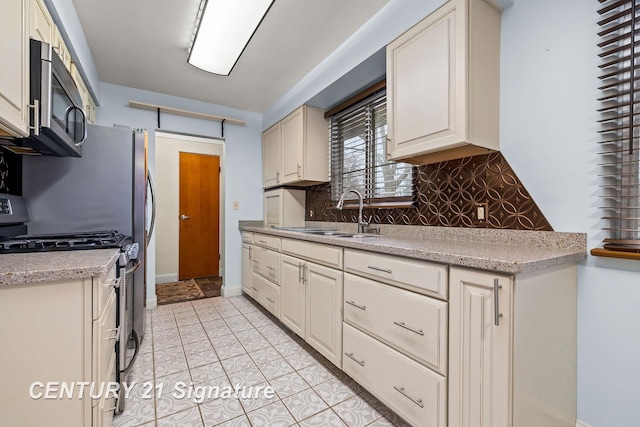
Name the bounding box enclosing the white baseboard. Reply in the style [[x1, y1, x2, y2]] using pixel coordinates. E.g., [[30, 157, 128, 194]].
[[156, 274, 178, 284], [146, 295, 157, 310], [222, 285, 243, 298], [576, 420, 592, 427]]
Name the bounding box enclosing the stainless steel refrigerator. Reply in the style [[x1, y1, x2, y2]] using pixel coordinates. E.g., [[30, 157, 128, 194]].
[[22, 124, 152, 341]]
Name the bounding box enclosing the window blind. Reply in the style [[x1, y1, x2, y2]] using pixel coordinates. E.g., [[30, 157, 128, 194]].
[[598, 0, 640, 252], [329, 90, 414, 204]]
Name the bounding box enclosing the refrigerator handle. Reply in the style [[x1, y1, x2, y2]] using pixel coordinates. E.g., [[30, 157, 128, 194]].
[[146, 173, 156, 246]]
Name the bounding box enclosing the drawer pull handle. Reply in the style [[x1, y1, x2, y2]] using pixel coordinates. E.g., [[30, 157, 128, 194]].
[[266, 297, 275, 303], [105, 327, 119, 341], [393, 321, 424, 336], [344, 352, 365, 366], [346, 300, 366, 311], [251, 286, 258, 291], [258, 240, 268, 244], [393, 385, 424, 408], [266, 266, 276, 271], [104, 278, 121, 289], [368, 266, 392, 274]]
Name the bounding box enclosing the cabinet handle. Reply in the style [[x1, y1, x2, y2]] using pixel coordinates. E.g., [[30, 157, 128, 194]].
[[367, 266, 392, 274], [249, 247, 252, 260], [345, 300, 366, 311], [393, 321, 424, 336], [266, 297, 275, 303], [276, 171, 280, 183], [344, 352, 365, 366], [105, 327, 119, 341], [494, 278, 503, 326], [266, 265, 276, 271], [251, 286, 258, 291], [393, 386, 424, 408], [298, 263, 304, 282], [258, 240, 268, 245], [297, 164, 301, 178], [28, 99, 40, 136], [104, 277, 121, 289]]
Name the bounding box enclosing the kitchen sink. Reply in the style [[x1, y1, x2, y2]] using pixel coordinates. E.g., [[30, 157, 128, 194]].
[[272, 227, 376, 238]]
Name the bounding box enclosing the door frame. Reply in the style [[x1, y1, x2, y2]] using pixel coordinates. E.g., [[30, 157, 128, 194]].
[[154, 130, 225, 285]]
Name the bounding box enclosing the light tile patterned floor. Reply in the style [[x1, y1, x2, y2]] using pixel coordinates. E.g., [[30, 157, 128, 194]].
[[113, 295, 411, 427]]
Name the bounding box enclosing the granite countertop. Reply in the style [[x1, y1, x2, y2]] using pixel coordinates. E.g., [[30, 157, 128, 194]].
[[0, 249, 120, 286], [239, 221, 587, 274]]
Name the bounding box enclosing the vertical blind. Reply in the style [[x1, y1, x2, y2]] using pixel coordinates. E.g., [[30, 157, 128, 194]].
[[329, 90, 414, 203], [598, 0, 640, 251]]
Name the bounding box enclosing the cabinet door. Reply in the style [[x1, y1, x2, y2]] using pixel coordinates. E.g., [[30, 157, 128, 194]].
[[281, 106, 304, 184], [30, 0, 54, 44], [449, 267, 512, 427], [305, 261, 343, 368], [280, 254, 306, 338], [262, 123, 281, 188], [0, 0, 29, 137], [241, 244, 253, 296], [387, 1, 465, 159]]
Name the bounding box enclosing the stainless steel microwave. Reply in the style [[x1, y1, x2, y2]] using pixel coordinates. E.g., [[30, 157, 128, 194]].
[[13, 39, 87, 157]]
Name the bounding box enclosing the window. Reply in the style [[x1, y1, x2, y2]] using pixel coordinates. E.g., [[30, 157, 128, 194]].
[[597, 0, 640, 254], [329, 87, 414, 205]]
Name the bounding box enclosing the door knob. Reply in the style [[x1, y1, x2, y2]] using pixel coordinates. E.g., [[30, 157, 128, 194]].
[[180, 215, 192, 220]]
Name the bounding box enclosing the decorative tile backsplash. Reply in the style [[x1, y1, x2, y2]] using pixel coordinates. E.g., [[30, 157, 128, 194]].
[[305, 152, 553, 231], [0, 150, 21, 195]]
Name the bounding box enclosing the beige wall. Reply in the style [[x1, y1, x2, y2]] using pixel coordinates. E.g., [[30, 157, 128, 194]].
[[155, 132, 224, 282]]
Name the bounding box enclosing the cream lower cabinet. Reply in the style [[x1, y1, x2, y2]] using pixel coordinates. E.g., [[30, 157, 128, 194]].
[[0, 262, 118, 427], [281, 254, 306, 337], [304, 260, 343, 368], [449, 265, 577, 427], [0, 0, 29, 137]]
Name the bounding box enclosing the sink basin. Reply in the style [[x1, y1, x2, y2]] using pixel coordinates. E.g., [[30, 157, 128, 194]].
[[271, 227, 377, 238]]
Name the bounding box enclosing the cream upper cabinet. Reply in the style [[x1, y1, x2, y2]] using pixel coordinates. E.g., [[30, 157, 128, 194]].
[[262, 123, 282, 188], [53, 26, 71, 71], [386, 0, 501, 165], [262, 105, 328, 189], [449, 265, 577, 427], [30, 0, 54, 44], [0, 0, 29, 137], [281, 105, 328, 185]]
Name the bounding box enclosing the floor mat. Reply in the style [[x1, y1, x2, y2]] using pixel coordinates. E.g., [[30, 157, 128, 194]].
[[156, 279, 206, 305], [195, 276, 222, 298]]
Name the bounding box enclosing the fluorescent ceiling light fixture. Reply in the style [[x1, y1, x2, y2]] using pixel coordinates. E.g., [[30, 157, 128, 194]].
[[188, 0, 274, 76]]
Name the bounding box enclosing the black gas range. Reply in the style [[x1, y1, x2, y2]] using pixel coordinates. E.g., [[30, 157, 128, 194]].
[[0, 230, 132, 254]]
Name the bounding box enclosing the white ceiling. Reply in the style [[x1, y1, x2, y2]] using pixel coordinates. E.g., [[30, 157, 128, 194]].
[[71, 0, 391, 113]]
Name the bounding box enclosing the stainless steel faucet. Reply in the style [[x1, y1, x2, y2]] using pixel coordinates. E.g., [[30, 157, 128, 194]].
[[336, 189, 370, 233]]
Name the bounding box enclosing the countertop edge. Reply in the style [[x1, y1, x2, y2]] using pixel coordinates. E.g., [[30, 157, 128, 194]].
[[0, 249, 120, 286], [239, 224, 587, 274]]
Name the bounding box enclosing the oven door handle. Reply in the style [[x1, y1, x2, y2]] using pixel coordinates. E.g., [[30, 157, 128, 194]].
[[125, 259, 141, 275]]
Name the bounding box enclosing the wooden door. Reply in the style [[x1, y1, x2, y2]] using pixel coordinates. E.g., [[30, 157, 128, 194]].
[[449, 267, 512, 427], [281, 254, 306, 338], [305, 261, 343, 368], [179, 152, 220, 280]]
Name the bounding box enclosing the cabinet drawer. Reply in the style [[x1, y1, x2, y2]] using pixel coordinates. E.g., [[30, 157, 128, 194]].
[[93, 291, 117, 390], [93, 260, 118, 320], [253, 233, 281, 250], [343, 323, 446, 427], [344, 273, 447, 374], [241, 231, 254, 244], [253, 273, 281, 319], [344, 248, 448, 300], [282, 238, 343, 269], [252, 245, 281, 284]]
